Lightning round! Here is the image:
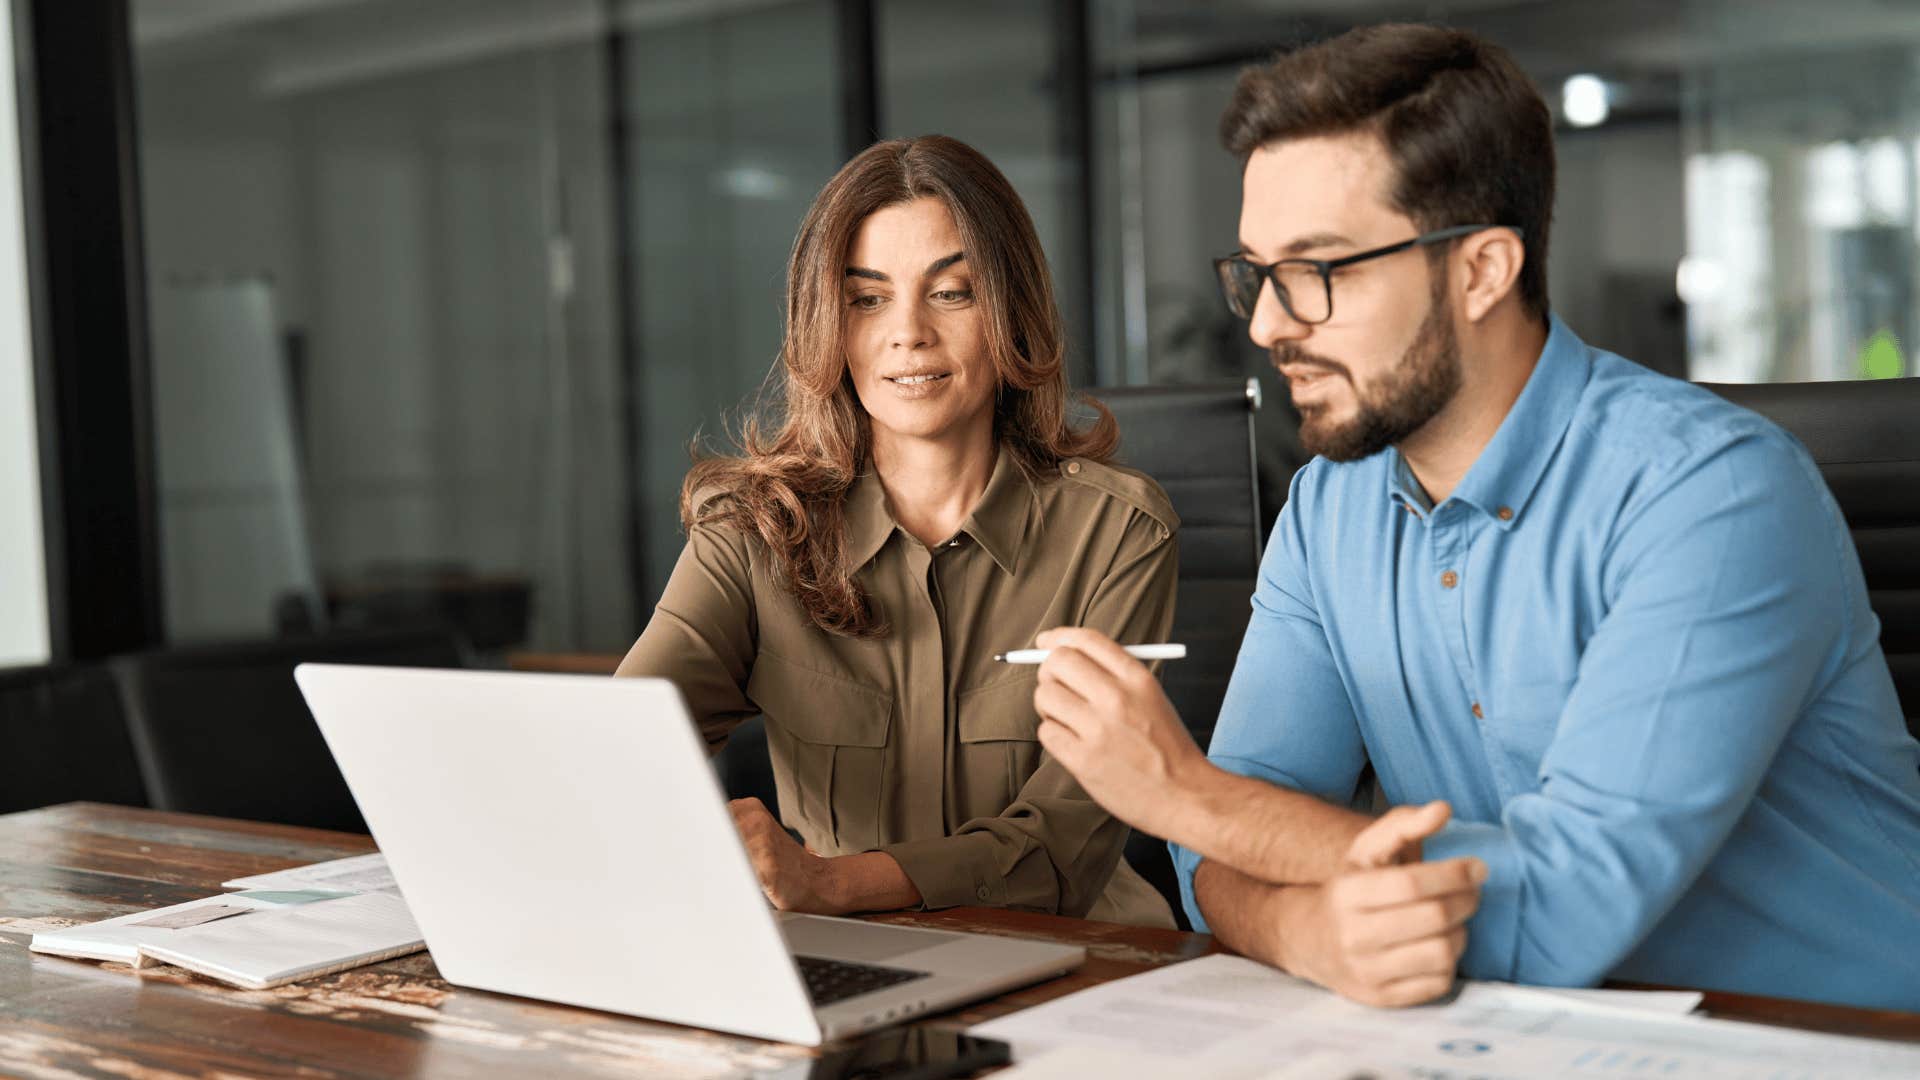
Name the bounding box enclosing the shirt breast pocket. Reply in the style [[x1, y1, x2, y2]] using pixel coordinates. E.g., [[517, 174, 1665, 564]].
[[957, 672, 1043, 811], [746, 652, 892, 854]]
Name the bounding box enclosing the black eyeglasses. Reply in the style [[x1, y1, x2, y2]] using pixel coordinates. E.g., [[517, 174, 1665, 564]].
[[1213, 224, 1520, 324]]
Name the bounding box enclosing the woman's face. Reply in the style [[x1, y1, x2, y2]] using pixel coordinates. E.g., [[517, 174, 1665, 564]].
[[841, 197, 997, 451]]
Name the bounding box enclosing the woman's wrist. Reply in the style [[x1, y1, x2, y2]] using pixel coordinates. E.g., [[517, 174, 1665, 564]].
[[820, 851, 922, 914]]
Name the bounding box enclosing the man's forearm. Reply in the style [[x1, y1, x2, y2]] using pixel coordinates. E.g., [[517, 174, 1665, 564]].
[[1191, 858, 1315, 972], [1164, 761, 1374, 884]]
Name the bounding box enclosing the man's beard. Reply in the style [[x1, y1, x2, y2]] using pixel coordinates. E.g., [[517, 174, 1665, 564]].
[[1273, 272, 1462, 463]]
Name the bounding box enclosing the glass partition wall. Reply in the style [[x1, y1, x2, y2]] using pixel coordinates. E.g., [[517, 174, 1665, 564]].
[[125, 0, 1920, 656]]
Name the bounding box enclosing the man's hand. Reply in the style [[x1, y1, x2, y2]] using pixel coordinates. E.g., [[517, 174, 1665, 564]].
[[1277, 802, 1485, 1007], [1031, 627, 1210, 839], [729, 797, 841, 914]]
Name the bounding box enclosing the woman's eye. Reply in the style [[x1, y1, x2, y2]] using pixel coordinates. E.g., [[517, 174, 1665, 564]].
[[848, 294, 885, 311], [931, 289, 973, 304]]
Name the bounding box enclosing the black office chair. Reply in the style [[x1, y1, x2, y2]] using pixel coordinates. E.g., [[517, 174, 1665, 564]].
[[1702, 378, 1920, 737], [110, 628, 469, 832], [1092, 379, 1265, 926], [712, 717, 782, 820], [0, 662, 149, 814]]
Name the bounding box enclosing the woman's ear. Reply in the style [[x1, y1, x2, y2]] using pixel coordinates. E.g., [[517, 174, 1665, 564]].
[[1458, 227, 1525, 323]]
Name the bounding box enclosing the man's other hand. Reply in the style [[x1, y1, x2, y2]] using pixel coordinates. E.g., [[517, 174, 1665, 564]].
[[1279, 801, 1484, 1007]]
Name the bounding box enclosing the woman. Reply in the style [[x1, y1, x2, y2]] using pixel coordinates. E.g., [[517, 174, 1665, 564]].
[[616, 135, 1177, 928]]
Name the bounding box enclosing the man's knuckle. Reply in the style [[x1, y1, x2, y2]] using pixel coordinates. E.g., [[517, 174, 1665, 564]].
[[1414, 898, 1448, 930], [1386, 977, 1445, 1008], [1377, 875, 1412, 906]]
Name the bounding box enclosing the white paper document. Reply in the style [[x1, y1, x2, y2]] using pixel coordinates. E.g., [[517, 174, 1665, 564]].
[[971, 955, 1920, 1079], [30, 893, 299, 965], [137, 891, 422, 990], [993, 1046, 1383, 1080], [222, 852, 397, 894]]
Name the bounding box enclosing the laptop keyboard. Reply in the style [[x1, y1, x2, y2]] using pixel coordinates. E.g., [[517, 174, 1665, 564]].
[[796, 954, 930, 1007]]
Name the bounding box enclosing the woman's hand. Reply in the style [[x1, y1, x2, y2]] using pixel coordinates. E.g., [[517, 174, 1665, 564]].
[[729, 797, 843, 913], [728, 798, 924, 915]]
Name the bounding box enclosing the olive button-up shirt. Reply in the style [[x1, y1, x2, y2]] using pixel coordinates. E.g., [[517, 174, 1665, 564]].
[[619, 450, 1179, 927]]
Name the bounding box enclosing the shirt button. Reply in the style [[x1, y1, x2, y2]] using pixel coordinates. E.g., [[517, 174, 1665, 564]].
[[1471, 702, 1484, 719], [975, 885, 991, 901], [1497, 506, 1514, 522], [1066, 461, 1082, 475], [1440, 570, 1459, 589]]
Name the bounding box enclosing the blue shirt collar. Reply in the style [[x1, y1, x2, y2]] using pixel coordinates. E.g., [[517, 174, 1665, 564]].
[[1388, 314, 1591, 530]]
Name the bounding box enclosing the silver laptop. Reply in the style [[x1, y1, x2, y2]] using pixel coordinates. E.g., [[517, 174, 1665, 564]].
[[293, 663, 1085, 1045]]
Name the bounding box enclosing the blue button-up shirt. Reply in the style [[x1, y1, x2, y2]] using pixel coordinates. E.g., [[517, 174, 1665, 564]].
[[1172, 316, 1920, 1011]]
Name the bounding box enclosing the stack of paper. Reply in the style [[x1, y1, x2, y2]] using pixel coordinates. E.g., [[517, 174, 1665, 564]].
[[31, 854, 422, 990], [223, 852, 397, 893], [29, 891, 322, 965], [971, 955, 1920, 1080], [136, 891, 420, 990]]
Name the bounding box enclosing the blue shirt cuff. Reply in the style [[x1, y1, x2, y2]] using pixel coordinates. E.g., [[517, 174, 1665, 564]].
[[1423, 819, 1523, 981], [1168, 839, 1211, 933]]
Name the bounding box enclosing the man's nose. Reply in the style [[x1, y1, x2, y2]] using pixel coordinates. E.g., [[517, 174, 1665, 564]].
[[1249, 279, 1310, 350]]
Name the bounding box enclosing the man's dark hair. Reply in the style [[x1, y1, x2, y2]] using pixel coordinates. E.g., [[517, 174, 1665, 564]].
[[1221, 23, 1555, 319]]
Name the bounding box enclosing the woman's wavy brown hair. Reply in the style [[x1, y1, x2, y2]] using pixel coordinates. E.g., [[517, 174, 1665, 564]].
[[681, 135, 1118, 638]]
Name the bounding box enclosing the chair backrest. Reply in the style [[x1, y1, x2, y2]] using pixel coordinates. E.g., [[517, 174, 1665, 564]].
[[1090, 380, 1264, 928], [1701, 378, 1920, 735], [0, 663, 148, 814], [1091, 380, 1264, 748], [111, 628, 468, 831]]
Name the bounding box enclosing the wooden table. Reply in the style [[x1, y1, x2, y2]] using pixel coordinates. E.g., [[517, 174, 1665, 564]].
[[1, 804, 1914, 1078]]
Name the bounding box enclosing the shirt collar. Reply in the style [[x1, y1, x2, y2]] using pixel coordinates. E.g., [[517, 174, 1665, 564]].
[[1389, 313, 1591, 530], [844, 446, 1033, 574]]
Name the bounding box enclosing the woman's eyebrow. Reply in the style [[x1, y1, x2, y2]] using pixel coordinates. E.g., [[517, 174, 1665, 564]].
[[845, 251, 964, 283]]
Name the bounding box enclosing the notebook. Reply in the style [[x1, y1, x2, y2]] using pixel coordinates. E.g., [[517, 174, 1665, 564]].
[[30, 892, 307, 965], [31, 890, 422, 989], [222, 852, 397, 894]]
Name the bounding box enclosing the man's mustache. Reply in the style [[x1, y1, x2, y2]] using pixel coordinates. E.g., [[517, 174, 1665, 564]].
[[1270, 343, 1351, 381]]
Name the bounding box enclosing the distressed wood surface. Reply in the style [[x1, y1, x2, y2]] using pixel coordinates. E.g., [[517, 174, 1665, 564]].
[[1, 804, 1914, 1080]]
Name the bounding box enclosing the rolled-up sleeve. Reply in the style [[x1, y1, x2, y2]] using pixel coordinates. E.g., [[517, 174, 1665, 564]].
[[1170, 467, 1366, 932], [885, 510, 1178, 918], [1424, 434, 1842, 985], [616, 522, 760, 749]]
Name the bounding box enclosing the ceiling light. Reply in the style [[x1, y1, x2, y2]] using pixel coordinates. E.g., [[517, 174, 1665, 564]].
[[1562, 74, 1610, 128]]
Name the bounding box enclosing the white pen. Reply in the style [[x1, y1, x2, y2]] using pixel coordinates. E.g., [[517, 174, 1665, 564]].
[[992, 643, 1187, 664]]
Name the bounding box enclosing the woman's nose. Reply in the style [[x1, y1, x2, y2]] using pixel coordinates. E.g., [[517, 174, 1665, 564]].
[[887, 300, 933, 350]]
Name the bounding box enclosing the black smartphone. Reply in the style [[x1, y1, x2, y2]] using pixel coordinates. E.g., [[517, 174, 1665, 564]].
[[754, 1029, 1013, 1079]]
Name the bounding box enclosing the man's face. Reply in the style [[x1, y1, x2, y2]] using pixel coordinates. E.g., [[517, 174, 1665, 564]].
[[1237, 133, 1461, 461]]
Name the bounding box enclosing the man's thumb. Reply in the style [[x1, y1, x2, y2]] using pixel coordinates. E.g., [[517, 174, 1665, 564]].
[[1346, 800, 1452, 869]]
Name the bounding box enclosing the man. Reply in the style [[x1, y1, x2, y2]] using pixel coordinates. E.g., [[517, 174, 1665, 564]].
[[1030, 23, 1920, 1011]]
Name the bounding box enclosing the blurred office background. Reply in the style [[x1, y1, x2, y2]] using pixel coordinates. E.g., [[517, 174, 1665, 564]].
[[8, 0, 1920, 670]]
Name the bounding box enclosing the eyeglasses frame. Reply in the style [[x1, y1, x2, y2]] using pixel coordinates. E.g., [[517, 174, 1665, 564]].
[[1213, 224, 1523, 324]]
